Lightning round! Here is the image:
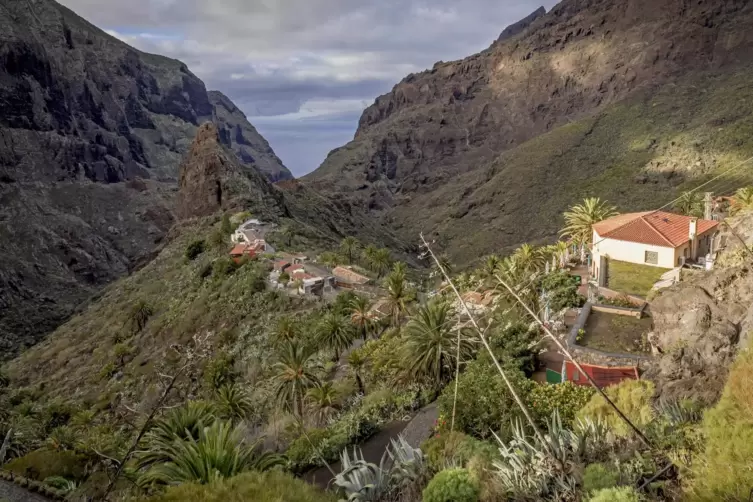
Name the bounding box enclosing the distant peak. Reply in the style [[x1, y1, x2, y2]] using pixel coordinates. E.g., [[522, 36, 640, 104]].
[[497, 6, 546, 43]]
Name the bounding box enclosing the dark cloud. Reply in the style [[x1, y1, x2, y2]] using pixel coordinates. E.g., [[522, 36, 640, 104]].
[[61, 0, 560, 175]]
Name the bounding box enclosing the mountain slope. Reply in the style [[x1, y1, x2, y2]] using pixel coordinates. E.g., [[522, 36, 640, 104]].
[[306, 0, 753, 264], [0, 0, 293, 357]]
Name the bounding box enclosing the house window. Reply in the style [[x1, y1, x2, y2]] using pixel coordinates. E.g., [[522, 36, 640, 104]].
[[644, 251, 659, 265]]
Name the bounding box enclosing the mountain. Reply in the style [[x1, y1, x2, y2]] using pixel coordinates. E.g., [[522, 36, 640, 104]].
[[306, 0, 753, 265], [0, 0, 295, 357]]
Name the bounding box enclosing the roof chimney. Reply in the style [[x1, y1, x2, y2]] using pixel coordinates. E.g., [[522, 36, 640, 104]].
[[689, 218, 698, 240]]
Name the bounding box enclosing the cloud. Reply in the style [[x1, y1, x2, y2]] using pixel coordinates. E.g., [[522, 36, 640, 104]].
[[63, 0, 560, 176]]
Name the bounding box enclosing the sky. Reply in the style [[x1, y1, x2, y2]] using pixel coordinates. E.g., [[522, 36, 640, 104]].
[[60, 0, 559, 177]]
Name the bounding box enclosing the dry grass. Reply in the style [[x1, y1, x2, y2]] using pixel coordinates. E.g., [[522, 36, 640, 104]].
[[608, 260, 668, 297]]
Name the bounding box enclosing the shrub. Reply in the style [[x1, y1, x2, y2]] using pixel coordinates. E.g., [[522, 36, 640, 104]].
[[128, 300, 153, 333], [4, 449, 86, 481], [213, 257, 239, 279], [422, 432, 497, 472], [149, 470, 336, 502], [577, 380, 654, 437], [422, 468, 479, 502], [203, 354, 239, 390], [221, 214, 232, 235], [185, 240, 206, 260], [587, 486, 642, 502], [541, 271, 583, 312], [528, 382, 595, 427], [688, 349, 753, 500], [438, 359, 531, 440], [279, 272, 290, 285], [198, 262, 213, 280], [99, 362, 116, 380], [582, 463, 619, 494], [484, 322, 538, 375]]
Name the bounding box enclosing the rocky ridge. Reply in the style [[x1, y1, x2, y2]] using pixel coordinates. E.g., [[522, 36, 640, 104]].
[[306, 0, 753, 264], [0, 0, 292, 357]]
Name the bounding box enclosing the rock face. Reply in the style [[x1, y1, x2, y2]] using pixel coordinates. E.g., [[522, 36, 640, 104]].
[[497, 6, 546, 42], [645, 213, 753, 404], [0, 0, 289, 357], [306, 0, 753, 263], [177, 122, 286, 220], [209, 91, 292, 182]]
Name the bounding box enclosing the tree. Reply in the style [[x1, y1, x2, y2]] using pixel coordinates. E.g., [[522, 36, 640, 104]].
[[306, 382, 340, 426], [494, 256, 540, 315], [674, 191, 704, 217], [319, 251, 341, 268], [280, 225, 295, 247], [512, 244, 545, 274], [317, 313, 354, 361], [128, 300, 153, 334], [340, 237, 361, 265], [402, 300, 473, 387], [271, 316, 299, 344], [349, 295, 374, 340], [347, 351, 368, 395], [372, 248, 393, 277], [278, 272, 291, 286], [431, 253, 453, 279], [272, 340, 319, 417], [185, 240, 206, 260], [138, 420, 284, 486], [362, 245, 379, 270], [560, 198, 618, 262], [480, 255, 501, 286], [730, 186, 753, 215], [215, 385, 254, 423], [221, 214, 233, 236], [384, 268, 414, 327]]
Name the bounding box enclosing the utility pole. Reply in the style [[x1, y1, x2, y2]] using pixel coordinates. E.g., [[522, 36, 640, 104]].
[[704, 192, 714, 220]]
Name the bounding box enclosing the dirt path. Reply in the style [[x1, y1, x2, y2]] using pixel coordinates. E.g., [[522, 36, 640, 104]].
[[0, 480, 53, 502]]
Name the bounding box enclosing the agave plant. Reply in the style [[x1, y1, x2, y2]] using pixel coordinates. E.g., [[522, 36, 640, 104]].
[[492, 411, 605, 500], [215, 384, 255, 423], [655, 399, 702, 427], [138, 420, 284, 486], [387, 435, 426, 488], [334, 446, 392, 502]]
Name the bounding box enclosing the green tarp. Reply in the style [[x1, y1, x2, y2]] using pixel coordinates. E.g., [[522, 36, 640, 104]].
[[546, 368, 562, 384]]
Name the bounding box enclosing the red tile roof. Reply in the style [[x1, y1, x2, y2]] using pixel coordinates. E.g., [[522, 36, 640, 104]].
[[287, 264, 304, 274], [274, 260, 290, 271], [332, 266, 370, 285], [593, 211, 718, 248], [230, 244, 249, 256]]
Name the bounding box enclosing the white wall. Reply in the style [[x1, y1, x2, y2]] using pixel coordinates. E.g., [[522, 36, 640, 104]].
[[592, 230, 675, 274]]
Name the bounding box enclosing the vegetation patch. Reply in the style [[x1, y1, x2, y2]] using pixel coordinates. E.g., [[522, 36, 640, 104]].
[[608, 260, 668, 297], [581, 310, 652, 354]]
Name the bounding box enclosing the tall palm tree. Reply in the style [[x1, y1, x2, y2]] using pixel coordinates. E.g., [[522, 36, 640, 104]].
[[553, 241, 570, 269], [280, 225, 295, 247], [349, 295, 374, 340], [674, 191, 704, 217], [560, 197, 618, 263], [347, 350, 368, 395], [731, 187, 753, 215], [402, 301, 473, 387], [340, 237, 361, 265], [372, 248, 393, 277], [317, 313, 355, 361], [271, 340, 319, 416], [479, 255, 501, 286], [494, 256, 539, 314], [384, 268, 414, 327], [362, 245, 379, 270], [271, 316, 299, 344], [319, 251, 341, 268], [306, 382, 340, 426], [512, 244, 545, 274]]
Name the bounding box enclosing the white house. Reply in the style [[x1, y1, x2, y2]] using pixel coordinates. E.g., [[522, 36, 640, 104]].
[[591, 210, 719, 280], [231, 219, 263, 244]]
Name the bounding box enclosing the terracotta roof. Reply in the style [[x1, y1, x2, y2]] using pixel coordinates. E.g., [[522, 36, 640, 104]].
[[593, 211, 718, 248], [273, 260, 290, 271], [287, 264, 304, 274], [230, 244, 249, 256], [332, 266, 370, 285]]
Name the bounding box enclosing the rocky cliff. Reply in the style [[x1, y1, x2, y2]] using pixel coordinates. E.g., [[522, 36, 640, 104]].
[[306, 0, 753, 264], [0, 0, 291, 357]]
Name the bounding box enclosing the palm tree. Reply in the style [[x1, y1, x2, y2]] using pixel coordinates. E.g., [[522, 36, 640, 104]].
[[350, 295, 374, 340], [553, 241, 570, 269], [138, 421, 284, 486], [317, 313, 355, 361], [362, 245, 379, 270], [431, 253, 453, 279], [280, 225, 295, 247], [480, 255, 501, 286], [340, 237, 361, 265], [674, 191, 704, 217], [128, 300, 153, 334], [271, 316, 299, 344], [319, 251, 341, 268], [306, 382, 340, 426], [731, 187, 753, 215], [402, 301, 473, 387], [347, 351, 368, 395], [384, 268, 414, 327], [271, 340, 319, 416], [561, 197, 619, 263], [372, 248, 393, 278], [494, 256, 539, 314], [512, 244, 545, 274], [215, 385, 254, 423]]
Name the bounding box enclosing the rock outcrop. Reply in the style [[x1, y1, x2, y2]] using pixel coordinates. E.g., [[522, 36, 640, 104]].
[[306, 0, 753, 264], [0, 0, 289, 357], [497, 6, 546, 42], [645, 213, 753, 404]]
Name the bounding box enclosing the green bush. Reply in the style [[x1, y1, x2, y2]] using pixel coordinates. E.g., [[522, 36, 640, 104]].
[[185, 240, 206, 260], [4, 449, 86, 481], [422, 432, 497, 472], [422, 468, 479, 502], [203, 353, 239, 390], [577, 380, 654, 437], [484, 322, 538, 375], [213, 257, 239, 279], [148, 470, 336, 502], [541, 271, 583, 312], [198, 262, 213, 280], [438, 359, 531, 440], [587, 486, 641, 502], [528, 382, 595, 427], [583, 463, 620, 494], [688, 349, 753, 500]]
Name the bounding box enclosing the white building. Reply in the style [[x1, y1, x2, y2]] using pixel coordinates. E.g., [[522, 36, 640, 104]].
[[591, 210, 719, 281]]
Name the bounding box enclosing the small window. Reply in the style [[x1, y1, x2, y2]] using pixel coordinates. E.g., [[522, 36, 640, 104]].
[[645, 250, 659, 265]]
